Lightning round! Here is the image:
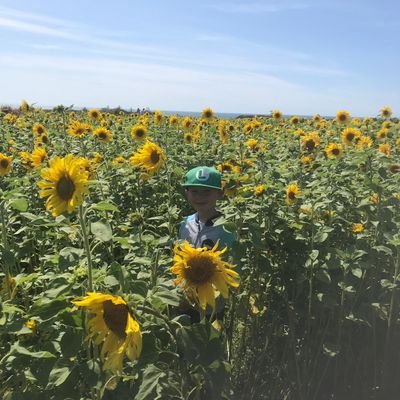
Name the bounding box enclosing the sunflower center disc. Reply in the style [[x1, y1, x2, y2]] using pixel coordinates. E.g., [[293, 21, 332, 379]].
[[185, 256, 216, 284], [288, 192, 296, 200], [56, 176, 76, 200], [137, 130, 144, 137], [150, 151, 160, 164], [0, 160, 9, 168], [103, 300, 128, 338], [306, 140, 315, 151]]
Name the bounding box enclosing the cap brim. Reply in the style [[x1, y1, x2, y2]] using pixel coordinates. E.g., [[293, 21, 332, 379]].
[[182, 183, 222, 189]]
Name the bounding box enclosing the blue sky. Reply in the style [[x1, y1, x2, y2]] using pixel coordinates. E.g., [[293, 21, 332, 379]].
[[0, 0, 399, 116]]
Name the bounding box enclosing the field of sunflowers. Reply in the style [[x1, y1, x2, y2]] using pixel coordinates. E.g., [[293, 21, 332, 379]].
[[0, 101, 399, 399]]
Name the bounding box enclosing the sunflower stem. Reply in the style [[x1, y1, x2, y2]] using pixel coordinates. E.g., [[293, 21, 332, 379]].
[[0, 200, 11, 298], [79, 205, 94, 291]]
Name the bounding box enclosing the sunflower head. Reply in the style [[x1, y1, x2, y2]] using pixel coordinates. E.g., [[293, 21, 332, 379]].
[[341, 127, 361, 146], [272, 110, 283, 120], [325, 143, 343, 159], [352, 223, 364, 233], [169, 115, 179, 126], [88, 109, 102, 120], [201, 107, 215, 121], [130, 140, 166, 176], [335, 110, 351, 125], [254, 184, 266, 196], [378, 143, 390, 156], [0, 153, 13, 176], [153, 110, 163, 125], [286, 183, 301, 204], [290, 116, 300, 125], [38, 154, 89, 217], [182, 117, 193, 130], [72, 293, 142, 373], [302, 132, 320, 152], [94, 127, 112, 142], [31, 147, 48, 168], [357, 135, 373, 149], [380, 106, 392, 119], [131, 125, 147, 140], [33, 123, 46, 136], [184, 132, 193, 144], [171, 241, 239, 310], [67, 120, 92, 138]]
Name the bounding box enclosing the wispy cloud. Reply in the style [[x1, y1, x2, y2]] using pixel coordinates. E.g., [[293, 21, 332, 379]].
[[208, 1, 310, 13]]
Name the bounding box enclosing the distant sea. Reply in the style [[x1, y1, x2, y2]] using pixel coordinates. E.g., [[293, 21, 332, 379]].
[[161, 110, 314, 119]]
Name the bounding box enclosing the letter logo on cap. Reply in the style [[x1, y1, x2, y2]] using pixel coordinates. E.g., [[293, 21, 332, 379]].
[[196, 168, 209, 181]]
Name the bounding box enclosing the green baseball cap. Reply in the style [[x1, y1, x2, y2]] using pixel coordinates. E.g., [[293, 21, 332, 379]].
[[183, 166, 222, 190]]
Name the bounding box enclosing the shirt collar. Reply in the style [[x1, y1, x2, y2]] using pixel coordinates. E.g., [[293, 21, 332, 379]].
[[195, 211, 223, 227]]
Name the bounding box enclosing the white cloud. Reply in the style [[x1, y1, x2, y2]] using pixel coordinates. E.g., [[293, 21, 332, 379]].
[[208, 1, 310, 13]]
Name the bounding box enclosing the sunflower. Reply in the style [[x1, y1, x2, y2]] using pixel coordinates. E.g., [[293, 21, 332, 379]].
[[38, 154, 89, 217], [130, 140, 166, 176], [312, 114, 321, 122], [369, 193, 379, 204], [377, 128, 389, 139], [272, 110, 283, 120], [341, 127, 361, 146], [382, 121, 392, 129], [72, 293, 142, 373], [218, 124, 229, 144], [184, 132, 193, 144], [88, 109, 102, 120], [0, 153, 13, 176], [181, 117, 193, 131], [352, 223, 364, 233], [131, 125, 147, 141], [112, 156, 126, 165], [325, 143, 343, 159], [217, 162, 240, 175], [335, 110, 351, 125], [302, 132, 320, 152], [153, 110, 163, 125], [286, 183, 301, 204], [91, 152, 103, 165], [378, 143, 390, 156], [67, 120, 92, 138], [357, 135, 373, 149], [93, 127, 112, 142], [38, 133, 49, 146], [77, 157, 96, 179], [290, 116, 300, 125], [20, 99, 30, 113], [380, 106, 392, 119], [33, 123, 46, 136], [171, 241, 239, 310], [201, 107, 215, 121], [19, 151, 33, 170], [243, 123, 253, 134], [31, 147, 48, 168], [169, 115, 179, 126], [0, 274, 16, 299], [254, 184, 266, 196], [301, 155, 312, 165]]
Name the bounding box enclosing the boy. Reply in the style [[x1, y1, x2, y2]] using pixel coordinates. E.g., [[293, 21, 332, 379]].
[[178, 166, 237, 322], [179, 166, 236, 250]]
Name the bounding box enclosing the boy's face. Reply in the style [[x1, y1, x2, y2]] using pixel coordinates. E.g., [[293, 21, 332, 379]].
[[185, 187, 222, 213]]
